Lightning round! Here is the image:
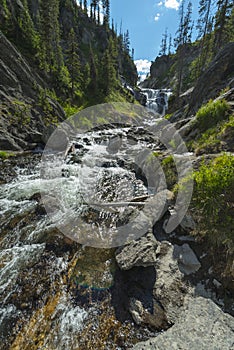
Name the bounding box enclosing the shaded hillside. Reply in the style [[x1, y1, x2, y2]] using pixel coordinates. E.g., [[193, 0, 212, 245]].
[[0, 0, 138, 150]]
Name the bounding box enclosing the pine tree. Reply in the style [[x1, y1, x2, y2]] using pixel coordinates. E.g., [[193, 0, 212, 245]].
[[38, 0, 63, 73], [123, 30, 130, 53], [91, 0, 97, 21], [16, 0, 39, 52], [103, 0, 110, 28], [84, 0, 87, 14], [66, 28, 82, 100], [174, 0, 193, 96], [87, 45, 98, 93], [159, 28, 168, 56], [226, 5, 234, 42], [168, 34, 172, 55], [214, 0, 233, 50], [97, 2, 101, 24], [100, 37, 118, 95], [194, 0, 214, 79]]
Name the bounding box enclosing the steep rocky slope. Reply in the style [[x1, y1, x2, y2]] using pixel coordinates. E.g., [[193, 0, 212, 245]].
[[0, 31, 65, 151], [0, 0, 138, 151], [140, 43, 199, 91]]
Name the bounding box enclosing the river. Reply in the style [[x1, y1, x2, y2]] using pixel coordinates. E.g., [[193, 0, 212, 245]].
[[0, 93, 173, 349]]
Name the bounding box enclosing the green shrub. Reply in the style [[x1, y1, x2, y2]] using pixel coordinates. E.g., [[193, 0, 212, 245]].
[[189, 114, 234, 154], [192, 153, 234, 250], [195, 98, 230, 132], [0, 151, 15, 159], [162, 155, 177, 190]]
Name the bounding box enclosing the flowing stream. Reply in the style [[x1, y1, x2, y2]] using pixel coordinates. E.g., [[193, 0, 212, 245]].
[[0, 91, 170, 349]]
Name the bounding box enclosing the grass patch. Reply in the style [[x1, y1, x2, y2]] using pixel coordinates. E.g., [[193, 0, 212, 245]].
[[189, 114, 234, 154], [0, 150, 15, 159], [194, 98, 230, 133], [191, 153, 234, 253]]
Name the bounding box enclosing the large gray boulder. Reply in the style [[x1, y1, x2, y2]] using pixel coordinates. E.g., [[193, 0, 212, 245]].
[[153, 241, 192, 324], [132, 296, 234, 350]]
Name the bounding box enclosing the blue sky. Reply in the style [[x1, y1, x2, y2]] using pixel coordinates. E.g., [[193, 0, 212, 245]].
[[111, 0, 199, 80]]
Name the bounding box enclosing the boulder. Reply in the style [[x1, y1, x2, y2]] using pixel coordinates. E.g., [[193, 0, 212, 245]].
[[115, 232, 158, 270], [129, 297, 168, 329], [132, 296, 234, 350], [174, 243, 201, 275], [153, 241, 191, 324]]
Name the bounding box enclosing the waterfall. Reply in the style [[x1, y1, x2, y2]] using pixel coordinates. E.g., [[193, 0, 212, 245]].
[[141, 88, 172, 115]]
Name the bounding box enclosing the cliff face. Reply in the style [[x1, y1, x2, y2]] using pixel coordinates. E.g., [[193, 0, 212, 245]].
[[188, 42, 234, 114], [0, 31, 65, 151], [141, 44, 199, 91]]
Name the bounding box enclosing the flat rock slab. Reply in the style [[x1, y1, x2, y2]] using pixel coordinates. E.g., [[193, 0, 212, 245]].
[[131, 296, 234, 350]]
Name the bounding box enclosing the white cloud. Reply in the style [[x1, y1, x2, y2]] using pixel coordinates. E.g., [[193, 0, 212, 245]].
[[164, 0, 180, 10], [157, 1, 163, 6], [154, 13, 161, 21], [134, 59, 151, 81]]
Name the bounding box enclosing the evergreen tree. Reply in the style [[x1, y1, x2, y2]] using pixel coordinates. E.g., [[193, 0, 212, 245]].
[[66, 28, 82, 100], [174, 0, 193, 95], [97, 2, 101, 24], [100, 37, 118, 95], [87, 45, 98, 93], [91, 0, 97, 21], [16, 0, 39, 52], [84, 0, 87, 14], [123, 30, 130, 53], [226, 5, 234, 42], [103, 0, 110, 28], [194, 0, 214, 79], [38, 0, 63, 73], [168, 34, 172, 55], [159, 28, 168, 56], [214, 0, 233, 50]]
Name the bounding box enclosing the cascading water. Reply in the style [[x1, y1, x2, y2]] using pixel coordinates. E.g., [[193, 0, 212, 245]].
[[141, 88, 172, 115], [0, 119, 162, 349]]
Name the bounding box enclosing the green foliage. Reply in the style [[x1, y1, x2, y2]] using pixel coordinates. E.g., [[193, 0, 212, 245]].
[[192, 153, 234, 251], [161, 155, 177, 190], [17, 0, 39, 52], [0, 150, 15, 159], [0, 0, 139, 117], [63, 102, 81, 118], [194, 98, 230, 132], [11, 99, 31, 125], [164, 113, 172, 120], [189, 114, 234, 154], [37, 88, 60, 125]]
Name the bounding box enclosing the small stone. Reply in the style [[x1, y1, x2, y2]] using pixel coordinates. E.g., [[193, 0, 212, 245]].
[[174, 244, 201, 275], [213, 278, 222, 289]]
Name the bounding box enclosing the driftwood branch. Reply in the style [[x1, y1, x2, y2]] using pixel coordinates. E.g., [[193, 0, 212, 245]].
[[87, 195, 151, 208]]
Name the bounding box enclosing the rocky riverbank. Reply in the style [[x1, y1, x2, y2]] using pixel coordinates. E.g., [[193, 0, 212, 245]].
[[0, 105, 233, 349]]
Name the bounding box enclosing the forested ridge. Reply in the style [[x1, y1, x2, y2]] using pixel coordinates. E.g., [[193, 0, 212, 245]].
[[143, 0, 234, 96], [0, 0, 137, 109]]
